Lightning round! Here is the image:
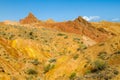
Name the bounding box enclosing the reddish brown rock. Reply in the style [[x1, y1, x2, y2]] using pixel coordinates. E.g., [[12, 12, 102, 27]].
[[34, 16, 110, 42], [19, 14, 111, 42], [20, 12, 39, 24]]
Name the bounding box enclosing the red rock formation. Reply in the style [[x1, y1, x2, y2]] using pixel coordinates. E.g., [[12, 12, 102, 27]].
[[20, 12, 39, 24], [34, 16, 110, 42], [19, 14, 111, 42]]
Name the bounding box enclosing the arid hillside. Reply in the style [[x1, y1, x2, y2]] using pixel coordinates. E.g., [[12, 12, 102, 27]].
[[91, 21, 120, 35], [0, 13, 120, 80]]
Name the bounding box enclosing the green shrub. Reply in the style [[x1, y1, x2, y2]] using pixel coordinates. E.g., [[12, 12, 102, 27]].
[[49, 58, 56, 63], [92, 60, 106, 72], [81, 45, 87, 50], [77, 48, 81, 51], [29, 32, 33, 36], [99, 43, 105, 46], [98, 51, 107, 59], [9, 34, 15, 39], [26, 69, 38, 75], [64, 36, 68, 39], [44, 64, 55, 73], [73, 38, 80, 43], [85, 60, 106, 74], [114, 70, 119, 75], [69, 72, 76, 80], [73, 54, 79, 60], [73, 38, 80, 41], [57, 33, 66, 36], [85, 70, 91, 74], [31, 59, 40, 65], [114, 50, 120, 54], [97, 28, 107, 33]]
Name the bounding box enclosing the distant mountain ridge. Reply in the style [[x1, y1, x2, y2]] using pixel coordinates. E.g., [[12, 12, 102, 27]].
[[19, 13, 111, 42]]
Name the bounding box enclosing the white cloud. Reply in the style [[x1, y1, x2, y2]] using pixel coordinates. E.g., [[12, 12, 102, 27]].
[[112, 18, 120, 21], [82, 16, 100, 21]]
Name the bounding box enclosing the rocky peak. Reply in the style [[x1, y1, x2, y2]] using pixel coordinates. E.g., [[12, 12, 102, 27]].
[[74, 16, 90, 26], [27, 12, 37, 19], [20, 12, 39, 24]]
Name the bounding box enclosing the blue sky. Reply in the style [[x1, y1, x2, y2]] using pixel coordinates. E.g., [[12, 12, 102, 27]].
[[0, 0, 120, 22]]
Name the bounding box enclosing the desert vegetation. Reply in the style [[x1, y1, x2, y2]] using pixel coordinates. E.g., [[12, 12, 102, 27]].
[[0, 13, 120, 80]]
